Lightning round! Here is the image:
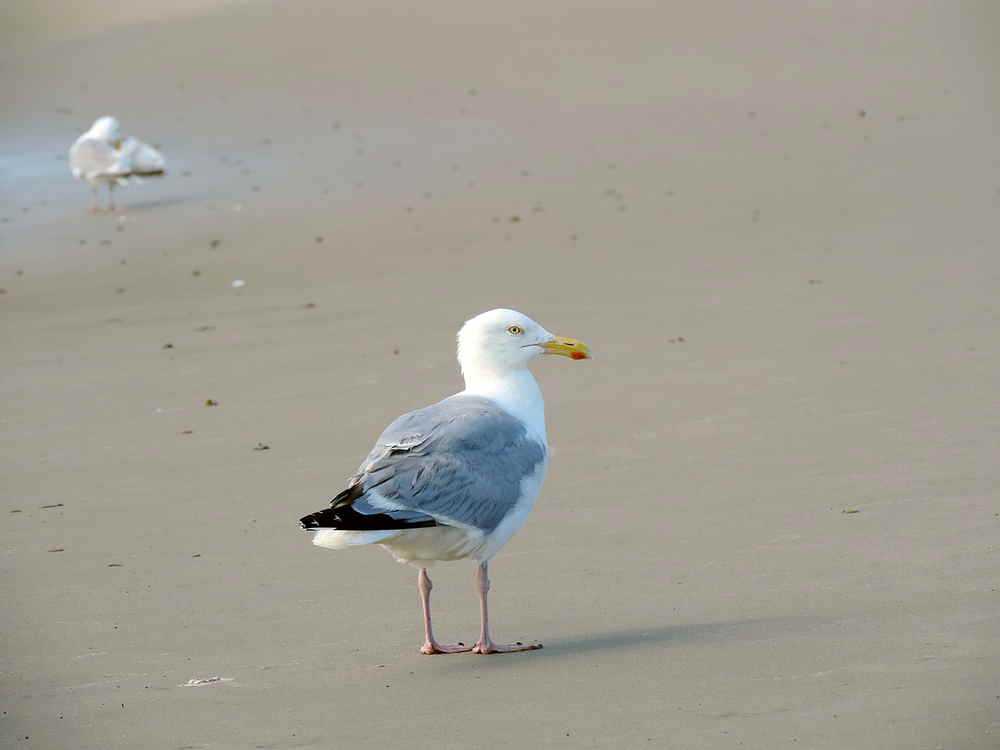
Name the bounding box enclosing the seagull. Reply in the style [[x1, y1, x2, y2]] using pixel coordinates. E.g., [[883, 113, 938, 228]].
[[69, 116, 166, 212], [300, 309, 591, 654]]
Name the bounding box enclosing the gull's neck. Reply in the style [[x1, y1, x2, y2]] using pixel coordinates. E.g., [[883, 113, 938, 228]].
[[461, 367, 547, 443]]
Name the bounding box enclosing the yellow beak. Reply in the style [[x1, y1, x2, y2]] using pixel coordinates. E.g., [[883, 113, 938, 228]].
[[112, 139, 123, 150], [540, 336, 591, 360]]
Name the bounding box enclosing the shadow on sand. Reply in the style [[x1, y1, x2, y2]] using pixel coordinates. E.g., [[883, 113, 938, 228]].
[[116, 195, 198, 212], [546, 616, 821, 656], [434, 615, 824, 672]]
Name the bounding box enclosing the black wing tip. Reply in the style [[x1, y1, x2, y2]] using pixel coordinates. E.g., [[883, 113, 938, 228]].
[[300, 507, 339, 529], [298, 505, 436, 531]]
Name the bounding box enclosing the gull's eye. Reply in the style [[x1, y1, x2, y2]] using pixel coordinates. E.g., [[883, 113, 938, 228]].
[[506, 325, 524, 336]]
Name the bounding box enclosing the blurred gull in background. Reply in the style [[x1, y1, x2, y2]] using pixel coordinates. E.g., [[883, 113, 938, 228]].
[[69, 116, 166, 213]]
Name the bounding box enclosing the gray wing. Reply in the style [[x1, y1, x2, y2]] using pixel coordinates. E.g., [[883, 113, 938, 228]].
[[345, 395, 547, 533], [69, 138, 126, 180]]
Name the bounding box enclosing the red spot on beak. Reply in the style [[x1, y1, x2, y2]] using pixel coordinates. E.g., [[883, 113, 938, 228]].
[[570, 351, 586, 360]]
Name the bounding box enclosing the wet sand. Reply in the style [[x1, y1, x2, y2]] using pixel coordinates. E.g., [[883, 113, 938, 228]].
[[2, 1, 999, 748]]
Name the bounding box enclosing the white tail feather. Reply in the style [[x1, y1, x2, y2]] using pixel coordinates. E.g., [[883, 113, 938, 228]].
[[309, 529, 399, 550]]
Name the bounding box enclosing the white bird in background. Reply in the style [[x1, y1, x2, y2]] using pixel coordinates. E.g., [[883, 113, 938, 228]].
[[69, 116, 166, 213], [300, 309, 591, 655]]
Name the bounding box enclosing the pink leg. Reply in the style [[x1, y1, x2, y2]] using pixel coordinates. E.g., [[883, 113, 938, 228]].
[[471, 561, 542, 654], [418, 568, 471, 655]]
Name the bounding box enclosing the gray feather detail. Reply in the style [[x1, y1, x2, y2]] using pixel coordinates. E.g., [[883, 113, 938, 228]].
[[349, 497, 437, 526], [350, 395, 546, 533]]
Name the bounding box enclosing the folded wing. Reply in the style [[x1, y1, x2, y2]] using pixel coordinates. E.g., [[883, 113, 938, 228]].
[[300, 395, 546, 534], [121, 137, 166, 175]]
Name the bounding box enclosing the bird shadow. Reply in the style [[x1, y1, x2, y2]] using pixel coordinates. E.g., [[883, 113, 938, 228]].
[[118, 195, 196, 212], [547, 615, 820, 655], [433, 615, 823, 672]]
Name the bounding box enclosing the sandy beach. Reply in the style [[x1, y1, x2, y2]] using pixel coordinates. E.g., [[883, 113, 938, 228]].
[[3, 1, 999, 748]]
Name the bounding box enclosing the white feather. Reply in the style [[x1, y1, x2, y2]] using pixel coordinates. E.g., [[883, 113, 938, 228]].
[[310, 529, 399, 550]]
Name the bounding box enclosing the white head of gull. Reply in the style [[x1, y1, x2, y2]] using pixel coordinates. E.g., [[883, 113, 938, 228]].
[[301, 308, 590, 654], [87, 116, 124, 143]]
